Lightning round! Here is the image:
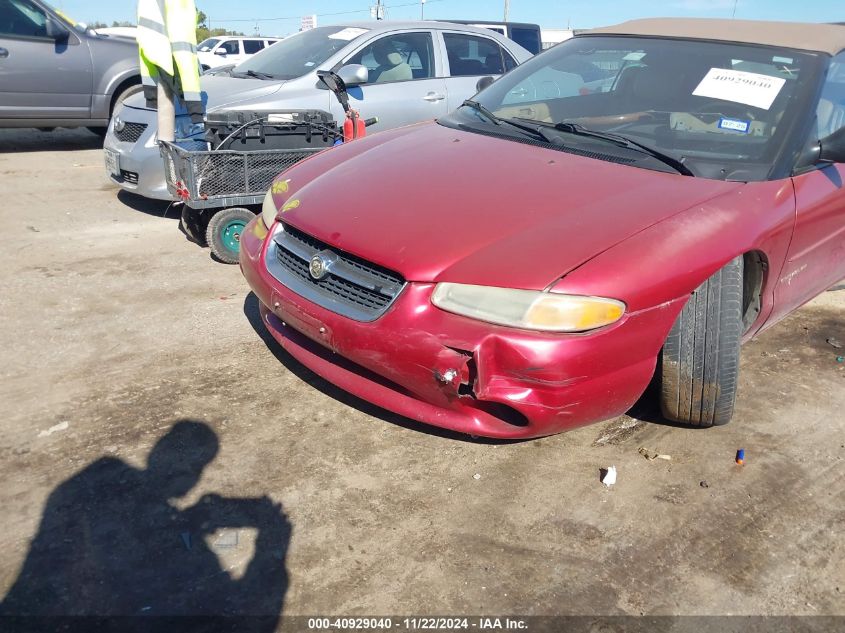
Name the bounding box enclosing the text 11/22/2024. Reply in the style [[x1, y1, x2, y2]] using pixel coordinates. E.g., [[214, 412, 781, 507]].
[[307, 618, 528, 630]]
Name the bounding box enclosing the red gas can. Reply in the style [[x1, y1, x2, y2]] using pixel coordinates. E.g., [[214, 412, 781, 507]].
[[343, 111, 366, 143]]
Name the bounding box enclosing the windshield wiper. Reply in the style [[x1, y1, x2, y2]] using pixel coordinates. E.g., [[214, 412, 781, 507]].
[[551, 121, 694, 176], [461, 103, 688, 170], [462, 100, 559, 143], [462, 99, 502, 125], [244, 69, 276, 80]]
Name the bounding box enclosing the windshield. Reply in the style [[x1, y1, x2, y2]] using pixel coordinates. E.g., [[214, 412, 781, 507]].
[[198, 38, 220, 52], [235, 26, 369, 80], [441, 36, 824, 181]]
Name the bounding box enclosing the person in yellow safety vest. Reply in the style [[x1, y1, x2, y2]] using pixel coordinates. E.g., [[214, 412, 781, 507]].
[[136, 0, 204, 125]]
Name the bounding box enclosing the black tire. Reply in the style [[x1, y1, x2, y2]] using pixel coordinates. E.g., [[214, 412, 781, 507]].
[[660, 256, 744, 427], [179, 206, 208, 247], [111, 83, 143, 115], [206, 207, 255, 265], [88, 84, 142, 138]]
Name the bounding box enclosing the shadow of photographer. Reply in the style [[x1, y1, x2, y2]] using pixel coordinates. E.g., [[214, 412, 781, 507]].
[[1, 420, 290, 629]]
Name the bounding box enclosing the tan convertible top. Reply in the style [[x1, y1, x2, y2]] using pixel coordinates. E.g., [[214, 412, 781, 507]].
[[584, 18, 845, 56]]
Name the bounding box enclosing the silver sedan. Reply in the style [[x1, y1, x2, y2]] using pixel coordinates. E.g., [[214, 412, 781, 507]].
[[104, 21, 532, 200]]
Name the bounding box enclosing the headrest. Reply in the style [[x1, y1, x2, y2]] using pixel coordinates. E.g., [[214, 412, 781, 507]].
[[385, 52, 403, 67]]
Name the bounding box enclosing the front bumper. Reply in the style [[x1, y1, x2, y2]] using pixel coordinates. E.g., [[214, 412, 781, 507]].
[[103, 105, 173, 201], [241, 218, 685, 439]]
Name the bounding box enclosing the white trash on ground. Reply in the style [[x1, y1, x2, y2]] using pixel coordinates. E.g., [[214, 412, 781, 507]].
[[37, 421, 69, 438]]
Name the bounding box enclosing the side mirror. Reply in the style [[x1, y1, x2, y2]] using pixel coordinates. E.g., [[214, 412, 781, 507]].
[[46, 20, 69, 43], [476, 76, 495, 92], [818, 127, 845, 164], [214, 48, 228, 56], [336, 64, 368, 88]]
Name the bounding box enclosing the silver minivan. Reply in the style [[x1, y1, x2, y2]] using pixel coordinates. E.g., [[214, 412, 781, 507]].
[[104, 21, 532, 200], [0, 0, 140, 134]]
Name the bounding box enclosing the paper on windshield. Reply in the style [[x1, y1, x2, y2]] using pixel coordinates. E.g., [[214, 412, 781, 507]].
[[328, 27, 369, 41], [693, 68, 786, 111]]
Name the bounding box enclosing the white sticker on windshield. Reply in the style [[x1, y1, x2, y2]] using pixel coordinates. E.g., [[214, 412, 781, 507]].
[[623, 52, 646, 61], [328, 27, 369, 41], [693, 68, 786, 111], [718, 117, 750, 133]]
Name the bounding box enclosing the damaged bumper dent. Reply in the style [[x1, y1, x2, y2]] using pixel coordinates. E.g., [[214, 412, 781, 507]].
[[240, 219, 682, 438]]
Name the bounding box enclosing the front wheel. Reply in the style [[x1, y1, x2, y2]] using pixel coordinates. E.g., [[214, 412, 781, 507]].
[[660, 256, 744, 427], [206, 207, 255, 264], [111, 83, 143, 115], [89, 84, 144, 138]]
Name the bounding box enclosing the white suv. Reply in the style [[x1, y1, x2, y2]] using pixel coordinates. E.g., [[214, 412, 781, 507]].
[[197, 36, 281, 70]]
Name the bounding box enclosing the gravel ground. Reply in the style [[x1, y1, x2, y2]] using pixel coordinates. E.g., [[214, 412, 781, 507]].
[[0, 128, 842, 627]]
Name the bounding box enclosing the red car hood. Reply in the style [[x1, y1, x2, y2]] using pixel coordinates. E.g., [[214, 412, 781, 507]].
[[280, 122, 743, 289]]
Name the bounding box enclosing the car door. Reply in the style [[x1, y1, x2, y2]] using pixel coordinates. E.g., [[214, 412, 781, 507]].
[[439, 31, 518, 112], [332, 30, 448, 130], [776, 52, 845, 315], [216, 38, 241, 65], [0, 0, 93, 120]]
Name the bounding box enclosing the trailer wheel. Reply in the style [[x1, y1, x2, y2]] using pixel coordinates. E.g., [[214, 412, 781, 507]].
[[180, 206, 208, 247], [207, 207, 255, 264]]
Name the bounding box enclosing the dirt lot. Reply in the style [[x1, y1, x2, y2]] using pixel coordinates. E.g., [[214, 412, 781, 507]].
[[0, 129, 843, 625]]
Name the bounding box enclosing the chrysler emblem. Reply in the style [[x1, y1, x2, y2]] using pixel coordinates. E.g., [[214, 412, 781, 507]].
[[309, 253, 330, 280]]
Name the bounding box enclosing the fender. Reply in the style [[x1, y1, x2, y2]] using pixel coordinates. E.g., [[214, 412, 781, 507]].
[[88, 36, 141, 120], [552, 178, 797, 340]]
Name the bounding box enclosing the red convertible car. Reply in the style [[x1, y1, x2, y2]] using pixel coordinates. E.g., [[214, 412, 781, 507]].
[[241, 19, 845, 438]]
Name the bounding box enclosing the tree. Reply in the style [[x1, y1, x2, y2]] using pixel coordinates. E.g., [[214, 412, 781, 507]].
[[196, 7, 244, 44], [195, 8, 243, 42], [85, 20, 133, 30]]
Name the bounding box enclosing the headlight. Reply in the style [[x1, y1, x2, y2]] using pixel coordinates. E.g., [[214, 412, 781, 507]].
[[260, 189, 278, 229], [431, 283, 626, 332]]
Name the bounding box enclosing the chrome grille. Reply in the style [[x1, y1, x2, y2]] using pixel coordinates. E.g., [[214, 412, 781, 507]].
[[115, 122, 148, 143], [266, 223, 405, 322]]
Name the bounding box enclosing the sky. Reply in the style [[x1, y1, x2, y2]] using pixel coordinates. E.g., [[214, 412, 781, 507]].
[[52, 0, 844, 36]]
